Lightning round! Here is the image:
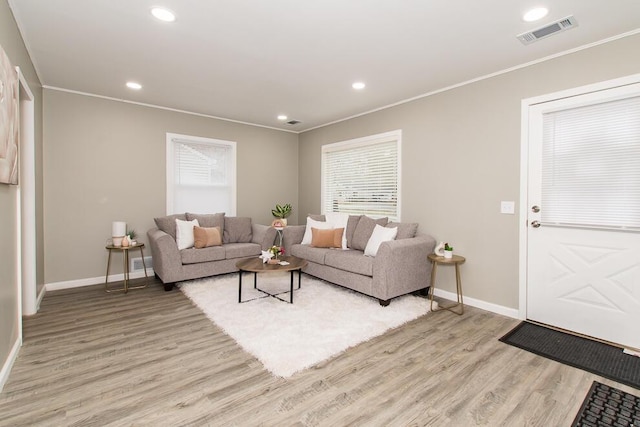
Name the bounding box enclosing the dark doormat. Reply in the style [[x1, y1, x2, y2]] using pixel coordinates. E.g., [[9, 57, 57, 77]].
[[572, 381, 639, 427], [500, 321, 640, 390]]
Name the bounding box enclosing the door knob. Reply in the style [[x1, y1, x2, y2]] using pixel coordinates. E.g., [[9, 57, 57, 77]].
[[531, 220, 541, 228], [531, 205, 540, 213]]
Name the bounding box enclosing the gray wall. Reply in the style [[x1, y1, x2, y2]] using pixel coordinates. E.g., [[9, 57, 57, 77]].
[[43, 90, 299, 284], [0, 0, 43, 381], [298, 33, 640, 310]]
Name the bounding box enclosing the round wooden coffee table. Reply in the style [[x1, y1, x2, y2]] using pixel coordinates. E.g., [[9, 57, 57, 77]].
[[236, 255, 308, 304]]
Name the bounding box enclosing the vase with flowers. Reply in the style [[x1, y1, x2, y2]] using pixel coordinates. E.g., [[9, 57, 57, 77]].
[[267, 245, 285, 264]]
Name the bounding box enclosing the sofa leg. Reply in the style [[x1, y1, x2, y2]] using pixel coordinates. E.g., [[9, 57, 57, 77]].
[[379, 299, 390, 307], [163, 283, 175, 292]]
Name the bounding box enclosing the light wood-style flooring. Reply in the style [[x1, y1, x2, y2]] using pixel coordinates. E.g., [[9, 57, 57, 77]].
[[1, 277, 636, 426]]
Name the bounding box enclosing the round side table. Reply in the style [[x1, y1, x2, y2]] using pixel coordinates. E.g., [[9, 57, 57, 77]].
[[428, 253, 466, 315], [105, 243, 149, 293]]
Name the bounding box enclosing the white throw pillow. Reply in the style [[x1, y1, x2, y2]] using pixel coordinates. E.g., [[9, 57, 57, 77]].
[[176, 218, 200, 250], [364, 224, 398, 257], [325, 212, 349, 249], [301, 217, 333, 245]]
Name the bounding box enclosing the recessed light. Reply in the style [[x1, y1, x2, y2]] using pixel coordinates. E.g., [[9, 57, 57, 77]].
[[523, 7, 549, 22], [151, 7, 176, 22], [352, 82, 366, 90], [277, 115, 288, 121], [126, 82, 142, 90]]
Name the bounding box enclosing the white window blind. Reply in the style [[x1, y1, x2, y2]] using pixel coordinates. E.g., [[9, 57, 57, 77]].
[[166, 133, 236, 215], [322, 131, 401, 221], [541, 95, 640, 230]]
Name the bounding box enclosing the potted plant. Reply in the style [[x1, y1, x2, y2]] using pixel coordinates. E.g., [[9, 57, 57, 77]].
[[444, 243, 453, 259], [123, 229, 137, 247], [271, 203, 292, 225]]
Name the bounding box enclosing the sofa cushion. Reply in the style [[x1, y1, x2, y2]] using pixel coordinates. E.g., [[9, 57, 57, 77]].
[[324, 249, 373, 276], [181, 246, 226, 264], [301, 217, 333, 245], [224, 242, 262, 259], [291, 244, 331, 265], [251, 224, 278, 250], [350, 216, 389, 251], [154, 213, 187, 240], [364, 224, 398, 257], [346, 215, 362, 248], [311, 227, 344, 248], [193, 226, 222, 249], [386, 222, 418, 239], [176, 218, 200, 250], [186, 212, 225, 231], [324, 212, 349, 249], [223, 217, 253, 243], [308, 214, 326, 222]]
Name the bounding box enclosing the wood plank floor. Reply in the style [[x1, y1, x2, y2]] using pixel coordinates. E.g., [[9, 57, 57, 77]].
[[1, 277, 637, 426]]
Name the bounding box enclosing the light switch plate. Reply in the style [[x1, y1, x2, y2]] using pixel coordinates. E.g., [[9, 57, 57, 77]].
[[500, 201, 515, 214]]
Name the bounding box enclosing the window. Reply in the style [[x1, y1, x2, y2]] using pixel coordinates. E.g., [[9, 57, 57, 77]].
[[322, 130, 401, 221], [166, 133, 236, 215], [541, 95, 640, 229]]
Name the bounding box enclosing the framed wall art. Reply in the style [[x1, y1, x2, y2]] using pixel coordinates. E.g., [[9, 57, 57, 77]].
[[0, 43, 19, 185]]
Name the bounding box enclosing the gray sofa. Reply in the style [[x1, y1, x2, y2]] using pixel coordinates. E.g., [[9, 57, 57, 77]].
[[283, 215, 436, 306], [147, 213, 276, 291]]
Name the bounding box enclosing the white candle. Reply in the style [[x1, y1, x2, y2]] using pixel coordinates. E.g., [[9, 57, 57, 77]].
[[112, 221, 126, 237]]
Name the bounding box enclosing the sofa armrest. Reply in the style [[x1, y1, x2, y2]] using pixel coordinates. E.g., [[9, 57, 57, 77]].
[[282, 225, 305, 255], [147, 227, 183, 283], [372, 234, 437, 300], [251, 224, 277, 250]]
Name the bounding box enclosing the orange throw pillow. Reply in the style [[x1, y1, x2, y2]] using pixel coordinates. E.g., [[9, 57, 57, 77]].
[[311, 227, 344, 248], [193, 226, 222, 249]]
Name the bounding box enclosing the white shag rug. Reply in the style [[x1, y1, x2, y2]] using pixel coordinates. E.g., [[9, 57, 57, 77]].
[[180, 272, 433, 377]]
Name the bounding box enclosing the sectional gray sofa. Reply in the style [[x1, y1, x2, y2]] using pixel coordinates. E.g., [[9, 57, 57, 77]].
[[283, 214, 436, 306], [148, 212, 435, 306]]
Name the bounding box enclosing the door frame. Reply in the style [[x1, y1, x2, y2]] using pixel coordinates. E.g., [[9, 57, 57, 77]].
[[518, 73, 640, 319], [17, 67, 36, 316]]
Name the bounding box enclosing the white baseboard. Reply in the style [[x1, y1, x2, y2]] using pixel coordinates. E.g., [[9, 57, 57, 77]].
[[44, 270, 516, 317], [46, 269, 155, 292], [36, 285, 46, 311], [433, 288, 520, 319], [0, 336, 21, 392]]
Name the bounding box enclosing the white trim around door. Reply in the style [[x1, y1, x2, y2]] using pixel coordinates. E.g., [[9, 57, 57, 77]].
[[519, 73, 640, 320]]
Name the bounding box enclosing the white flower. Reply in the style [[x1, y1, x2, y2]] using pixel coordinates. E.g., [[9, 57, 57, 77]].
[[259, 250, 274, 263]]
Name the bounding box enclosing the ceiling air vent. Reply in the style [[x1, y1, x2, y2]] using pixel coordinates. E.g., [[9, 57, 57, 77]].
[[286, 120, 301, 125], [517, 15, 578, 45]]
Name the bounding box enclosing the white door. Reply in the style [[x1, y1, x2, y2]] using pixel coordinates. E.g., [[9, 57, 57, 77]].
[[527, 83, 640, 350]]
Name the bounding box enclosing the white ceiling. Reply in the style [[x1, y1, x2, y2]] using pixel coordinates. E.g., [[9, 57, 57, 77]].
[[8, 0, 640, 132]]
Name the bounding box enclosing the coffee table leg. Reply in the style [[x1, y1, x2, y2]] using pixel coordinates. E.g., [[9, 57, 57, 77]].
[[238, 270, 242, 303], [254, 272, 257, 289], [298, 269, 302, 289], [290, 270, 294, 303]]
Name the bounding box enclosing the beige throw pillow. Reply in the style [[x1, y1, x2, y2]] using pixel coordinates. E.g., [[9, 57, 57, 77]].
[[301, 217, 333, 244], [311, 227, 344, 248], [194, 226, 222, 249]]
